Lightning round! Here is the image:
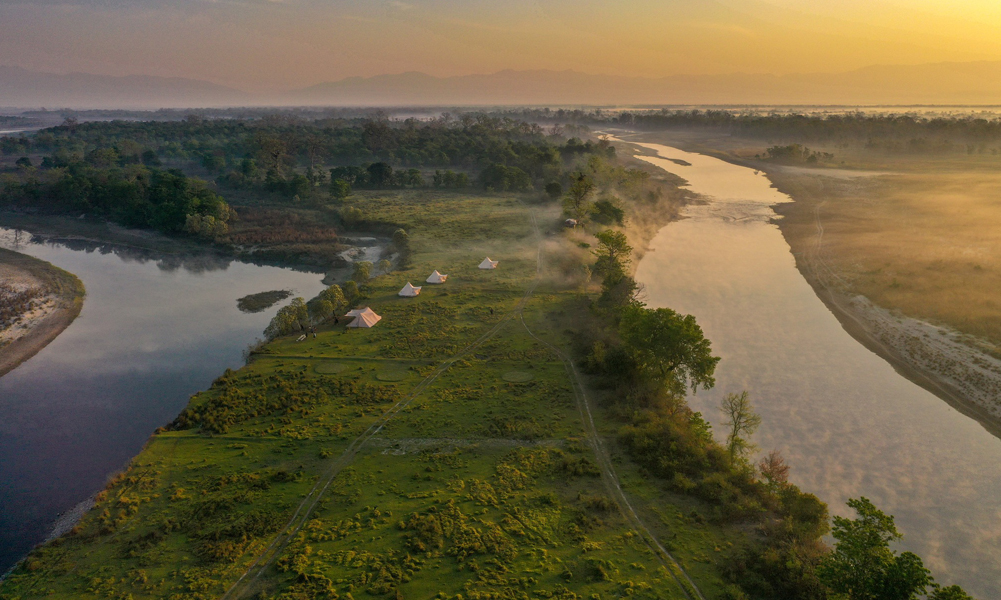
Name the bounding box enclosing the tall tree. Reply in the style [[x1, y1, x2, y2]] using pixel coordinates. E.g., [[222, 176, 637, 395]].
[[562, 173, 595, 223], [619, 305, 720, 395], [592, 229, 632, 278], [818, 497, 933, 600], [720, 391, 762, 461]]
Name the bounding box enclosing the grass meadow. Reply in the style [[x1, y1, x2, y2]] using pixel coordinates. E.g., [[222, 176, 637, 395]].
[[0, 189, 740, 600]]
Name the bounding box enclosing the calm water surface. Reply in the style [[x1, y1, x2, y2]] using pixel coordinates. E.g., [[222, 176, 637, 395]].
[[631, 142, 1001, 598], [0, 228, 325, 572]]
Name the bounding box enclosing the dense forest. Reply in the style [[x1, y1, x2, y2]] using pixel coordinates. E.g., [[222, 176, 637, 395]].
[[502, 107, 1001, 154], [0, 115, 613, 238]]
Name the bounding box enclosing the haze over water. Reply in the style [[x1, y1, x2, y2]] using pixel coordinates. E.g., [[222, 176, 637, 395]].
[[630, 141, 1001, 598], [0, 228, 325, 573]]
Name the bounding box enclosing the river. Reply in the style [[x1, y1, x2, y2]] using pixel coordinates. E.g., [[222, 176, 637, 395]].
[[0, 227, 325, 573], [630, 142, 1001, 597]]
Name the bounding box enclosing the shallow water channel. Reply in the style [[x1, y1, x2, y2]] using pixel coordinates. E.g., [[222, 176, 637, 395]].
[[0, 227, 325, 573], [630, 142, 1001, 597]]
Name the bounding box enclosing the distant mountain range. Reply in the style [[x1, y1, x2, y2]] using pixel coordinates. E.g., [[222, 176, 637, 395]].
[[287, 63, 1001, 106], [0, 66, 248, 110], [5, 62, 1001, 109]]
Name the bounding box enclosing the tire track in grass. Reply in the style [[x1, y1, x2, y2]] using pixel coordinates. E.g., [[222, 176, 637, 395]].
[[223, 262, 542, 599], [520, 211, 706, 600]]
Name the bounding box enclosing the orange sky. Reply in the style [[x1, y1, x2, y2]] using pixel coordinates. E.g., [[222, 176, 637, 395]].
[[2, 0, 1001, 92]]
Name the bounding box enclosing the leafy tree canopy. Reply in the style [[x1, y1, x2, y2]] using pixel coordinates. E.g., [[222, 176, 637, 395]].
[[618, 304, 720, 395]]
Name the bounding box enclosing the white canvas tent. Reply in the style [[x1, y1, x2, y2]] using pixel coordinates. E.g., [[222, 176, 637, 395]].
[[426, 270, 448, 284], [399, 282, 422, 297], [345, 307, 382, 328], [478, 258, 499, 270]]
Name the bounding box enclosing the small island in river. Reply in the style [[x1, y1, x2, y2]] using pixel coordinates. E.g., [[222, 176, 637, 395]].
[[236, 289, 293, 313]]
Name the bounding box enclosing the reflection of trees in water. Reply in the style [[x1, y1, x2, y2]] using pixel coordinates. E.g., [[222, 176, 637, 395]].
[[35, 236, 235, 274], [1, 227, 326, 276]]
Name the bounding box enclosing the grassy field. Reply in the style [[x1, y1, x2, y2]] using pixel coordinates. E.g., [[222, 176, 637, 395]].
[[0, 189, 744, 600]]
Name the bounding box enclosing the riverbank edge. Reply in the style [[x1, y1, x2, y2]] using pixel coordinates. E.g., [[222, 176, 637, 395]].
[[0, 211, 342, 279], [617, 131, 1001, 440], [0, 248, 85, 379]]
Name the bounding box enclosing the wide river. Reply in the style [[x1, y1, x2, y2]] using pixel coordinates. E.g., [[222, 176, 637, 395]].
[[0, 227, 325, 573], [629, 141, 1001, 597]]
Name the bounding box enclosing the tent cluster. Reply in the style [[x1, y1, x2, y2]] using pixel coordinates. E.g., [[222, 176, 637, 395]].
[[342, 259, 496, 328]]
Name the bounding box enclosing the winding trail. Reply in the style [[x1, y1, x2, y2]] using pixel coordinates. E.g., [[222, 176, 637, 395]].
[[223, 209, 705, 600], [520, 212, 705, 600]]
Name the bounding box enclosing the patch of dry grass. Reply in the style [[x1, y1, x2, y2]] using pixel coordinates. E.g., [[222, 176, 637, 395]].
[[771, 158, 1001, 349]]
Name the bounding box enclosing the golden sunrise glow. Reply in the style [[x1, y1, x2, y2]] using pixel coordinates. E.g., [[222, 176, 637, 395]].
[[2, 0, 1001, 94]]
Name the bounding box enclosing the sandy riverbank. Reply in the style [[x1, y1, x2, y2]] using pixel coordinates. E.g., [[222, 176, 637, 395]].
[[0, 248, 85, 378], [614, 129, 1001, 439]]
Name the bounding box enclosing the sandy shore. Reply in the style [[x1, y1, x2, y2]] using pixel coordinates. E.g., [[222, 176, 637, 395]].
[[767, 171, 1001, 439], [0, 248, 85, 378], [611, 129, 1001, 439]]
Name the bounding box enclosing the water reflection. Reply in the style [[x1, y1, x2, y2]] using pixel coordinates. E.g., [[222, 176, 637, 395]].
[[0, 226, 326, 572], [630, 142, 1001, 598], [3, 229, 236, 274]]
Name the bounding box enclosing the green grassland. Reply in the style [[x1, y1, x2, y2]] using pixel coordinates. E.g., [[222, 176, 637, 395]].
[[0, 189, 743, 600]]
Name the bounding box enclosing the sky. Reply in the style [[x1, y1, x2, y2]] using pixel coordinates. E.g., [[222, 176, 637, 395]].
[[3, 0, 1001, 93]]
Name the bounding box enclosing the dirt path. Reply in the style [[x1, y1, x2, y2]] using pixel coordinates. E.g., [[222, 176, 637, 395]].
[[223, 209, 706, 600], [519, 212, 705, 600], [0, 248, 85, 379]]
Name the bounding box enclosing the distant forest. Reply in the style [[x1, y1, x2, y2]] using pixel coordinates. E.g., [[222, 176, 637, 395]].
[[0, 115, 610, 237], [508, 108, 1001, 154]]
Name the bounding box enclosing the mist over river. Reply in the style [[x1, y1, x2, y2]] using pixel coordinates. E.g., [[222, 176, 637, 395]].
[[629, 141, 1001, 598], [0, 227, 325, 573]]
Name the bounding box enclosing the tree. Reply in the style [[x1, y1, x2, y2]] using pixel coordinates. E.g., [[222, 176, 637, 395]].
[[378, 259, 392, 273], [930, 585, 975, 600], [340, 206, 364, 227], [591, 198, 625, 225], [330, 178, 351, 200], [545, 181, 562, 199], [720, 391, 761, 461], [592, 230, 632, 278], [758, 450, 790, 490], [367, 162, 394, 187], [618, 305, 720, 395], [319, 284, 347, 315], [15, 157, 32, 169], [392, 228, 411, 266], [818, 497, 932, 600], [562, 173, 595, 223], [352, 261, 372, 283], [343, 280, 360, 301], [264, 297, 309, 339], [478, 163, 531, 192]]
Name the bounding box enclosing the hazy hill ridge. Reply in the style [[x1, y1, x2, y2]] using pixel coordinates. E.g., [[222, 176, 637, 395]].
[[5, 62, 1001, 109], [0, 66, 249, 109], [291, 63, 1001, 106]]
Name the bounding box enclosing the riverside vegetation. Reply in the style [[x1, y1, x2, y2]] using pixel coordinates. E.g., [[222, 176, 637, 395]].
[[0, 115, 974, 600]]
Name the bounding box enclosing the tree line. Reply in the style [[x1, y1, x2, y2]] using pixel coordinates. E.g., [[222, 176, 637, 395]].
[[0, 155, 232, 238], [572, 189, 974, 599]]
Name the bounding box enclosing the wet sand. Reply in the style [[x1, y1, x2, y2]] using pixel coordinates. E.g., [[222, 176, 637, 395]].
[[0, 248, 84, 378]]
